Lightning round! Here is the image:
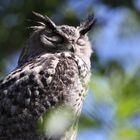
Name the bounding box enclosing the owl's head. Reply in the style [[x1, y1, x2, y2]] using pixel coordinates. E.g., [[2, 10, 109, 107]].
[[18, 12, 95, 66]]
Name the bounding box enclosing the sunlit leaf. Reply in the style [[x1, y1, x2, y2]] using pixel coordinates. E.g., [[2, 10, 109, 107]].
[[79, 115, 101, 130], [116, 98, 140, 120]]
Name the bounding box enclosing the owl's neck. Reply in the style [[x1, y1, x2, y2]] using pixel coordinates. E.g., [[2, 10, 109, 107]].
[[75, 43, 92, 70]]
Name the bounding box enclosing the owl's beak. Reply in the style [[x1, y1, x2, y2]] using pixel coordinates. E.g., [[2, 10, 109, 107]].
[[69, 44, 75, 53]]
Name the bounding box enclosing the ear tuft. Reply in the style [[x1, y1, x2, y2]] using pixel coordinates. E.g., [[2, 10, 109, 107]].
[[32, 11, 56, 30], [79, 14, 96, 35]]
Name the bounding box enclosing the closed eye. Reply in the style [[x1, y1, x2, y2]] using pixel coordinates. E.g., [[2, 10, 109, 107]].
[[77, 38, 86, 46], [44, 30, 64, 43], [47, 36, 61, 42]]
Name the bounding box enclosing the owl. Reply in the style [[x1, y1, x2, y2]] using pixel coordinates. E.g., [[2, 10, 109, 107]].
[[0, 12, 95, 140]]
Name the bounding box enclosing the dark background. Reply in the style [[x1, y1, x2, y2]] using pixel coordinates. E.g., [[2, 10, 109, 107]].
[[0, 0, 140, 140]]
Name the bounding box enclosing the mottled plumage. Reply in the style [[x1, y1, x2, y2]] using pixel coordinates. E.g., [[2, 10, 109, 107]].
[[0, 12, 95, 140]]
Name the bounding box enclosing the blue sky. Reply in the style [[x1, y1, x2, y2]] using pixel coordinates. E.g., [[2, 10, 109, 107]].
[[67, 0, 140, 73]]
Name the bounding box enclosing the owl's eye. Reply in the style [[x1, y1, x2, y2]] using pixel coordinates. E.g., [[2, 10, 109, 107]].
[[77, 38, 86, 46], [45, 29, 53, 34], [44, 30, 63, 43], [48, 35, 62, 42]]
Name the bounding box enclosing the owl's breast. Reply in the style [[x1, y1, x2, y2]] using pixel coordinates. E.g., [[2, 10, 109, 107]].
[[54, 52, 91, 115]]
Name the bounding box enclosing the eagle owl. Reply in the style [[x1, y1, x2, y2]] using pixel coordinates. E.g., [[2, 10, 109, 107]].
[[0, 12, 95, 140]]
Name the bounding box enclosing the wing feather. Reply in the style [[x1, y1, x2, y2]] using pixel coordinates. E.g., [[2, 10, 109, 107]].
[[0, 53, 80, 139]]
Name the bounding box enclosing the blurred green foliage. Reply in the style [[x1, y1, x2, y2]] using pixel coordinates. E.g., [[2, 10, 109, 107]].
[[87, 67, 140, 140], [37, 106, 74, 138]]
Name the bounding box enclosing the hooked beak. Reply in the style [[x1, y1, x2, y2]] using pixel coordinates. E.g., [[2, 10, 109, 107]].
[[69, 44, 75, 53]]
